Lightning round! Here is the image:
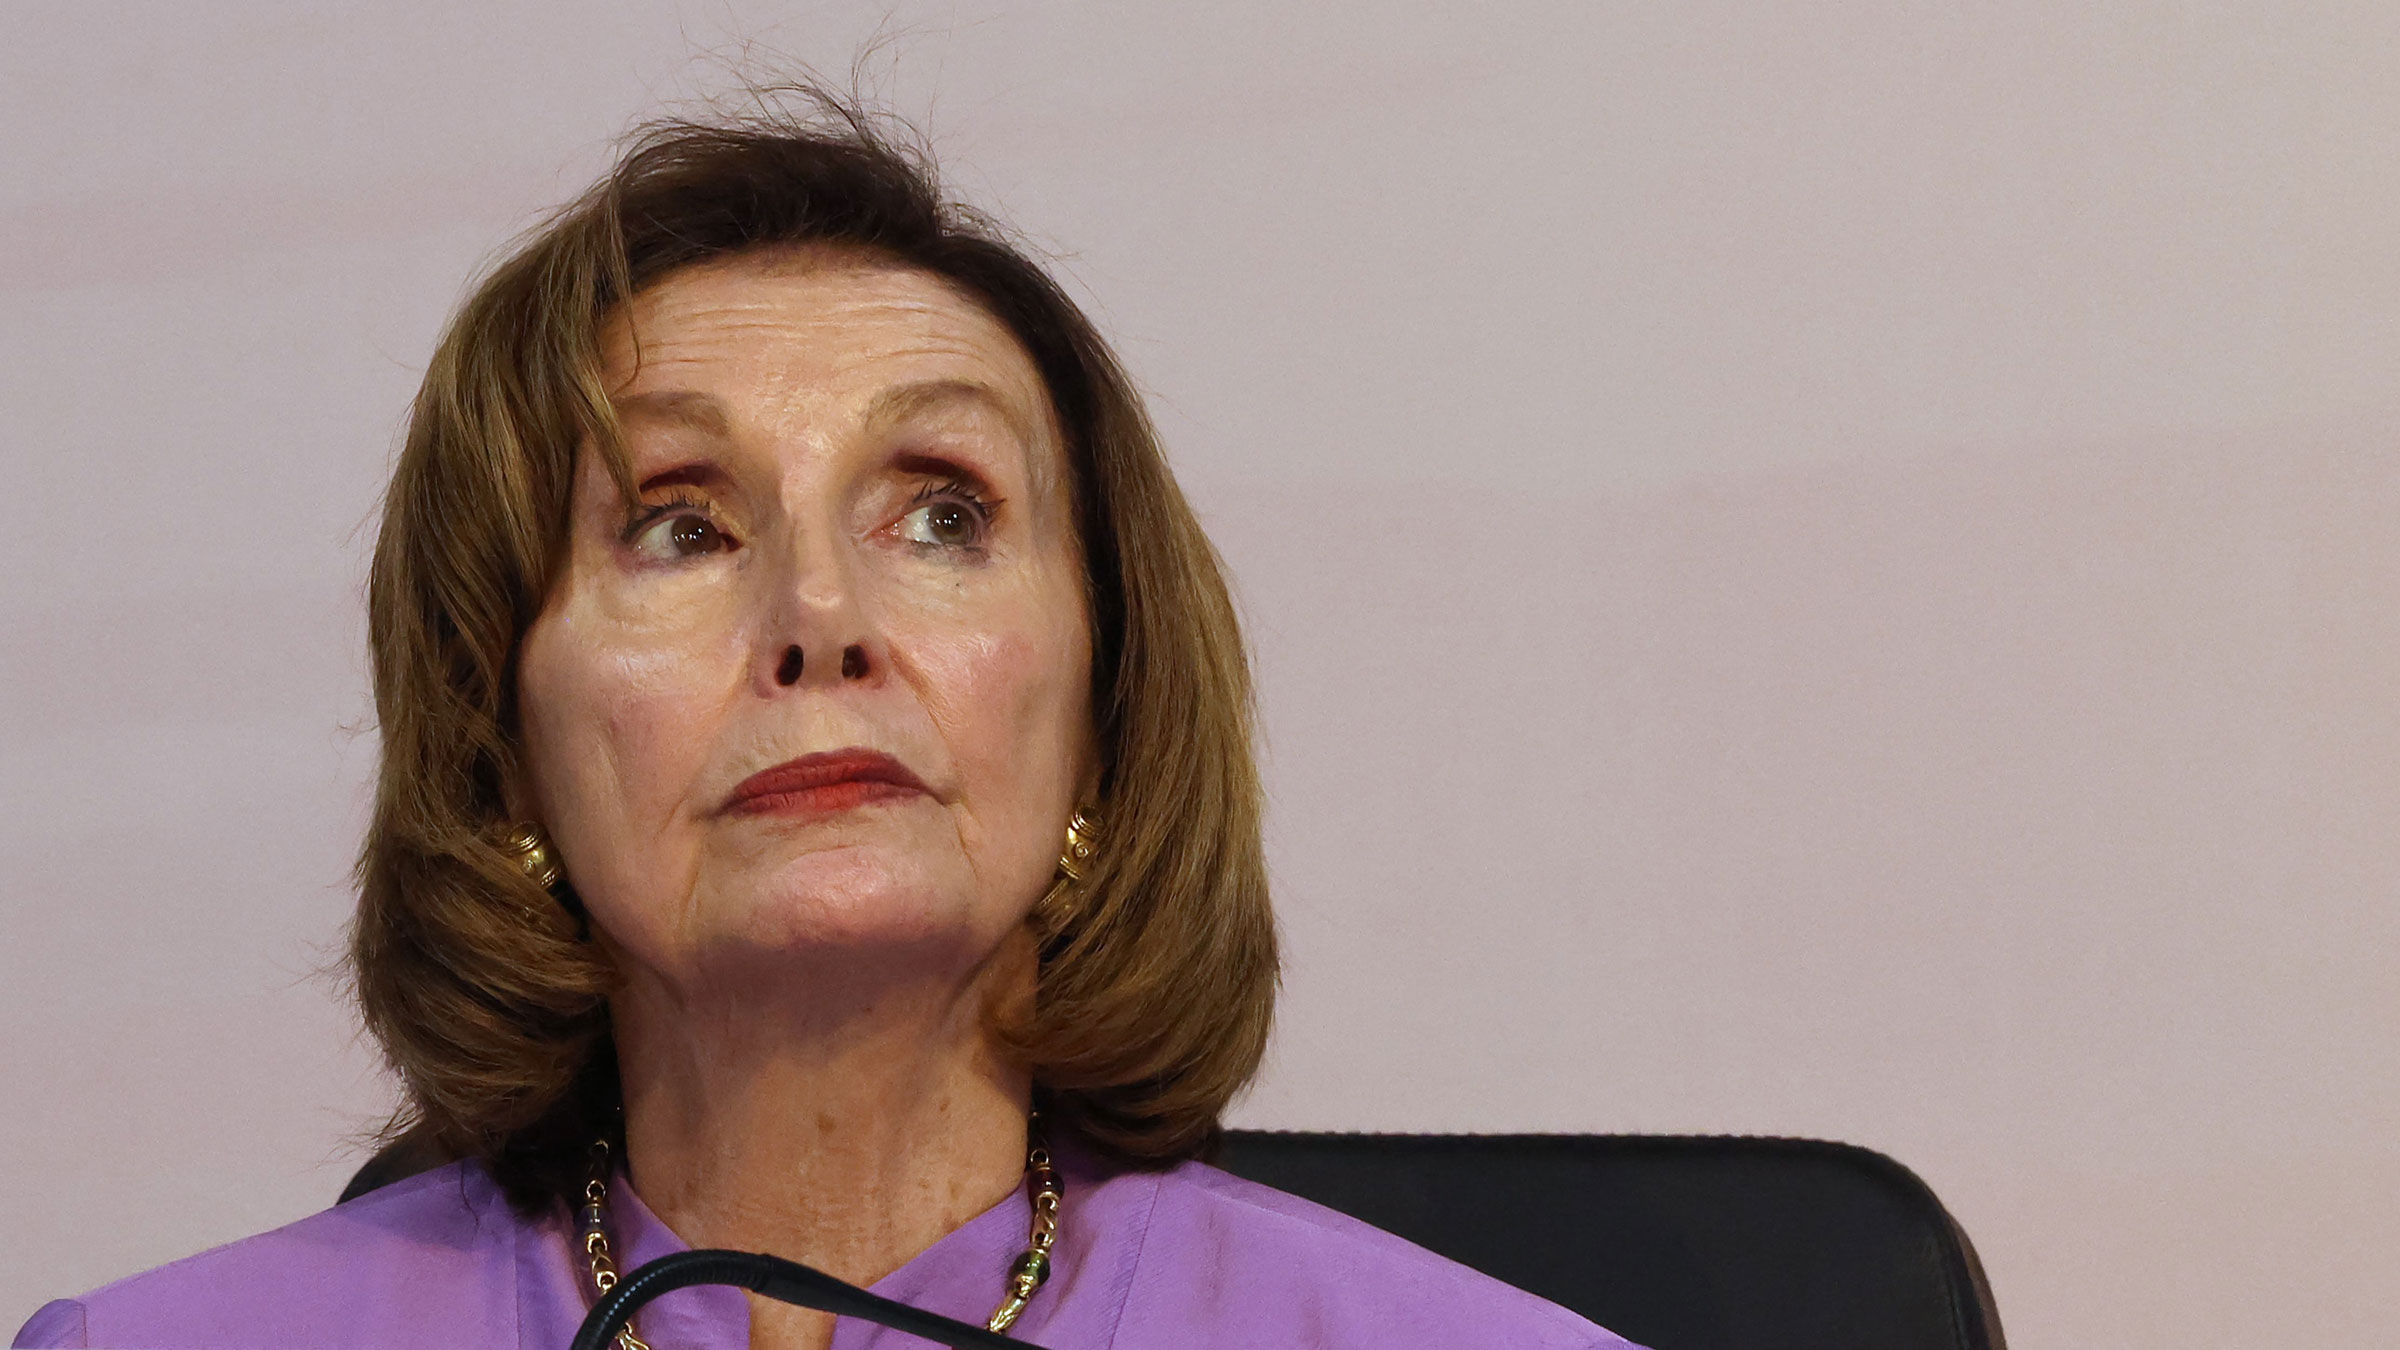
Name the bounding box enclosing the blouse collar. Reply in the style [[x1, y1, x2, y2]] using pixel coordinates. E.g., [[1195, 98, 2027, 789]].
[[597, 1129, 1128, 1349]]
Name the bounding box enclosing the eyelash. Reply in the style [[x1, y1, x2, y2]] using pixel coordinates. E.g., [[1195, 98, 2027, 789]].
[[903, 475, 1003, 546], [618, 493, 718, 547]]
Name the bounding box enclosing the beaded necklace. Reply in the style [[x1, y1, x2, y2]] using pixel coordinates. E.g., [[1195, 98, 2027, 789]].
[[575, 1122, 1064, 1347]]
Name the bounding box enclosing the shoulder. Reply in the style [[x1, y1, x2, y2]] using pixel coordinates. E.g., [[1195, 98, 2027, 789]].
[[1113, 1160, 1639, 1349], [13, 1161, 528, 1350]]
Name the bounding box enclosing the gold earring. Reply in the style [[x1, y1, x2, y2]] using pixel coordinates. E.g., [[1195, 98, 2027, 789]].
[[502, 823, 564, 893], [1034, 807, 1101, 928], [502, 822, 591, 941], [1058, 807, 1099, 881]]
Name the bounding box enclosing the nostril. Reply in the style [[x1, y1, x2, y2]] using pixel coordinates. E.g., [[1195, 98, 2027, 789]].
[[841, 645, 867, 679], [775, 646, 804, 686]]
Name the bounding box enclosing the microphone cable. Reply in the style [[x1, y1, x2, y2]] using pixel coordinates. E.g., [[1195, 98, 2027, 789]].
[[568, 1248, 1037, 1350]]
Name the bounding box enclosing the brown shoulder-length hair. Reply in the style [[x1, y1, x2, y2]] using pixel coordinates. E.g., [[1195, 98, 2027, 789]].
[[349, 95, 1276, 1209]]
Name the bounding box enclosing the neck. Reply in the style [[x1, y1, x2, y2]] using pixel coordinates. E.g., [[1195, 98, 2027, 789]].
[[611, 929, 1036, 1350]]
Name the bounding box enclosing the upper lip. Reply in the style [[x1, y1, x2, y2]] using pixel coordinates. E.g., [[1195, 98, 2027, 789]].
[[722, 748, 930, 812]]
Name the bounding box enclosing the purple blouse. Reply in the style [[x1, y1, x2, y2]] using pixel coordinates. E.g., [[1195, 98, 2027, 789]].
[[13, 1139, 1637, 1349]]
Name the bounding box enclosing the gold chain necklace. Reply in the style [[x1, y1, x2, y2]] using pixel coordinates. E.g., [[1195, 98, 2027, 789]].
[[576, 1121, 1064, 1347]]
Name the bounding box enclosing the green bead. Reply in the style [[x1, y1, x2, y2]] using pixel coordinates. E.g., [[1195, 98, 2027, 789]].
[[1008, 1250, 1051, 1288]]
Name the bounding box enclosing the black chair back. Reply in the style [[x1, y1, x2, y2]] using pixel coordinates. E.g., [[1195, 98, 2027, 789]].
[[1213, 1130, 2005, 1350]]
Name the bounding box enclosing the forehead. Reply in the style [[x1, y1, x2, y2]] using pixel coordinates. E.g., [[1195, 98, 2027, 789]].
[[604, 247, 1052, 428]]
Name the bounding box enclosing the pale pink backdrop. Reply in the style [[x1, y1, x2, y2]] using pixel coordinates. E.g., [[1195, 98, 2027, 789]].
[[3, 5, 2394, 1347]]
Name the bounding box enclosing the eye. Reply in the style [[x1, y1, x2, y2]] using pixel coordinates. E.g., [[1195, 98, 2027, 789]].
[[899, 499, 983, 549], [624, 498, 738, 561], [895, 480, 998, 550]]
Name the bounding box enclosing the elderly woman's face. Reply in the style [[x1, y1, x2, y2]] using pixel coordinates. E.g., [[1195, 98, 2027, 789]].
[[516, 248, 1094, 994]]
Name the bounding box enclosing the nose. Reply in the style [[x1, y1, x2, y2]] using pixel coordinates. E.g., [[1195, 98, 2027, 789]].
[[770, 641, 871, 687], [756, 523, 883, 695]]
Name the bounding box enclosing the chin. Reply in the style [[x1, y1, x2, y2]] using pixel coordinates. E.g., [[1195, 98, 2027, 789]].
[[710, 842, 995, 959]]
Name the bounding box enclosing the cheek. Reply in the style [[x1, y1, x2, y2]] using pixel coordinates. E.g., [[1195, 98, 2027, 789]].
[[937, 603, 1084, 724], [518, 581, 748, 833], [907, 611, 1090, 798], [924, 630, 1041, 737]]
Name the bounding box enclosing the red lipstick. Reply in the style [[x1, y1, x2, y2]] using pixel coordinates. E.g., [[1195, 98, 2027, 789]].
[[722, 749, 930, 818]]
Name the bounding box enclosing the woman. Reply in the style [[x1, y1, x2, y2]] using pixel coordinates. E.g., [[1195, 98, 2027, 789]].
[[14, 103, 1632, 1350]]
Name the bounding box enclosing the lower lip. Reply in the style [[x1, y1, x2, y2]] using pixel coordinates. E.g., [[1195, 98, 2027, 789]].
[[726, 780, 924, 817]]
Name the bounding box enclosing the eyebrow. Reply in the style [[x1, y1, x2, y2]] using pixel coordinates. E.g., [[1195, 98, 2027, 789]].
[[863, 378, 1037, 448], [607, 391, 739, 497], [612, 379, 1050, 497], [612, 389, 735, 440], [865, 377, 1056, 504]]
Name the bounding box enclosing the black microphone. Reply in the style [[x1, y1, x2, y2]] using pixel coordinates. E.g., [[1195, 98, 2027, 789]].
[[568, 1249, 1041, 1350]]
